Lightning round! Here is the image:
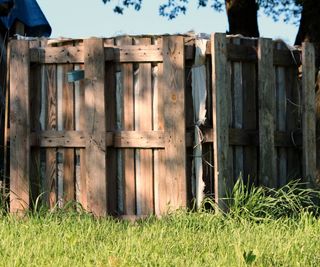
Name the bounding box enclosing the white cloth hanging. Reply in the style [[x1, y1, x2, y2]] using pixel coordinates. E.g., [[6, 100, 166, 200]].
[[191, 38, 207, 209]]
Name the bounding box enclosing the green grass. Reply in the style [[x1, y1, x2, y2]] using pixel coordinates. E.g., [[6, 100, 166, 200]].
[[0, 179, 320, 267]]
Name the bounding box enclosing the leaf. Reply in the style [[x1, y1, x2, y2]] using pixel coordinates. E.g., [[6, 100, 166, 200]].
[[243, 250, 256, 265]]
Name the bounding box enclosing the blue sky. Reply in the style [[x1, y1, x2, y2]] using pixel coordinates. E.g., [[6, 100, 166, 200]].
[[37, 0, 299, 44]]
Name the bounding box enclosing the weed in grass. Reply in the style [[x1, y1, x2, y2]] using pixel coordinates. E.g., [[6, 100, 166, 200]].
[[225, 177, 320, 221]]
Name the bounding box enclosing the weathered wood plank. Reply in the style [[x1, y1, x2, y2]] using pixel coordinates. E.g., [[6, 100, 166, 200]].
[[232, 38, 244, 181], [211, 33, 232, 208], [258, 38, 277, 187], [10, 40, 30, 213], [302, 42, 316, 185], [241, 38, 258, 184], [135, 37, 154, 215], [113, 131, 164, 148], [275, 42, 287, 187], [185, 41, 301, 66], [153, 52, 168, 215], [162, 36, 187, 210], [44, 64, 57, 207], [117, 37, 136, 215], [62, 64, 75, 203], [30, 45, 163, 63], [83, 38, 107, 216], [113, 44, 162, 62]]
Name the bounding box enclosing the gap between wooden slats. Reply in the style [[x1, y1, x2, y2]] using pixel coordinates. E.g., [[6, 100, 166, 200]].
[[57, 65, 64, 207], [286, 66, 301, 180], [104, 38, 118, 215]]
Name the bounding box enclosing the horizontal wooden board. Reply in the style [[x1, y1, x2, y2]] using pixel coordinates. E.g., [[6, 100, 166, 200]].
[[113, 130, 164, 148], [30, 45, 162, 63], [30, 41, 300, 66], [31, 130, 86, 147], [185, 128, 301, 148], [185, 42, 301, 66], [28, 128, 302, 149], [30, 130, 166, 148]]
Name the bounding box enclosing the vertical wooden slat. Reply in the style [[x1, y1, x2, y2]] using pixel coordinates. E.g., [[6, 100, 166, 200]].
[[62, 64, 75, 203], [232, 38, 243, 181], [10, 40, 30, 213], [162, 36, 186, 210], [211, 33, 232, 207], [242, 39, 258, 185], [155, 53, 167, 214], [258, 38, 276, 188], [302, 42, 316, 185], [29, 40, 41, 208], [83, 38, 107, 216], [105, 38, 117, 215], [45, 65, 57, 207], [116, 37, 136, 215], [135, 37, 153, 215], [275, 42, 287, 187]]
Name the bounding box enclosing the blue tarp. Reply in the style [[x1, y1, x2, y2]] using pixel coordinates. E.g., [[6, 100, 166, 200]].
[[0, 0, 51, 37]]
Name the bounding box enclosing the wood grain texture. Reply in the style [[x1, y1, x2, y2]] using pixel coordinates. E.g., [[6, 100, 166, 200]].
[[62, 64, 75, 203], [83, 38, 107, 216], [9, 40, 30, 213], [155, 42, 166, 215], [232, 38, 243, 182], [45, 64, 57, 207], [30, 45, 163, 63], [211, 33, 232, 208], [135, 37, 154, 215], [163, 36, 187, 210], [302, 42, 316, 186], [275, 42, 287, 187], [117, 36, 136, 215], [241, 39, 258, 184], [258, 38, 277, 188]]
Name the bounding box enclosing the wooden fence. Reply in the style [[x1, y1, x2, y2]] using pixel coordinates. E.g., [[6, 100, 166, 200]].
[[7, 33, 317, 217]]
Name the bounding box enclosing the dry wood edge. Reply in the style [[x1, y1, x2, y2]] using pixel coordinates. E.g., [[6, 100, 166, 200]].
[[29, 128, 301, 148], [29, 43, 300, 66]]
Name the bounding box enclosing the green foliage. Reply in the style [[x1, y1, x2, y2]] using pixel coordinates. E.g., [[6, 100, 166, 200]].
[[226, 177, 319, 221], [1, 209, 320, 266], [102, 0, 303, 24]]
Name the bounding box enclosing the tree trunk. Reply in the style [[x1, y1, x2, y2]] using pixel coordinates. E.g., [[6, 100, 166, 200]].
[[225, 0, 259, 37], [295, 0, 320, 45]]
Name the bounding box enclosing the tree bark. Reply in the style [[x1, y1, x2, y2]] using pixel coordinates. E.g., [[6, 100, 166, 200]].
[[295, 0, 320, 45], [225, 0, 259, 37]]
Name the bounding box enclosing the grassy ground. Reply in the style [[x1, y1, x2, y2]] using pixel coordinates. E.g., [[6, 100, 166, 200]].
[[0, 179, 320, 267], [0, 211, 320, 266]]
